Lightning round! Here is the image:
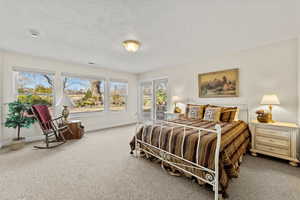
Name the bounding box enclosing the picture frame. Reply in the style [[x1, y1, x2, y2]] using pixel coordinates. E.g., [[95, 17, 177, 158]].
[[198, 68, 239, 98]]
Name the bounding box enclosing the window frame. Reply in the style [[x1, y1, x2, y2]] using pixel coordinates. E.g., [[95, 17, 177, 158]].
[[108, 79, 128, 112], [13, 67, 56, 108], [61, 73, 107, 114]]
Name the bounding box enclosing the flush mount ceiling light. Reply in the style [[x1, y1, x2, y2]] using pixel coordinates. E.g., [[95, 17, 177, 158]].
[[29, 29, 40, 38], [122, 40, 141, 52], [88, 62, 95, 65]]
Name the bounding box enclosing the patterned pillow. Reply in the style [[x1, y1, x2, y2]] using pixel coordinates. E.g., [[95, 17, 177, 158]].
[[203, 107, 221, 122], [220, 107, 237, 122], [186, 104, 206, 119]]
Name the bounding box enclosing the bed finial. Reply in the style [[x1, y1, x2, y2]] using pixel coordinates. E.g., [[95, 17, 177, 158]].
[[215, 124, 221, 132]]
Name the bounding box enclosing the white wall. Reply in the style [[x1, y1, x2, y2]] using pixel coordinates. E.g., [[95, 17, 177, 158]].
[[298, 37, 300, 125], [0, 51, 3, 147], [0, 51, 138, 147], [139, 38, 298, 123]]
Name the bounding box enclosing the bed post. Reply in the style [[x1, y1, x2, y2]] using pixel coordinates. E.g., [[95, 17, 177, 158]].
[[214, 124, 222, 200]]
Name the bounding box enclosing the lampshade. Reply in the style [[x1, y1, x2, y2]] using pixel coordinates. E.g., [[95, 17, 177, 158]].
[[260, 94, 280, 105], [56, 94, 75, 108], [172, 96, 182, 103]]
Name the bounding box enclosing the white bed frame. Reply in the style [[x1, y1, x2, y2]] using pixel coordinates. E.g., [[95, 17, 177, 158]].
[[133, 104, 248, 200], [134, 119, 222, 200]]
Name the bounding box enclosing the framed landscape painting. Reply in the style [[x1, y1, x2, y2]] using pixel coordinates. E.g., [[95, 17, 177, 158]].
[[198, 68, 239, 98]]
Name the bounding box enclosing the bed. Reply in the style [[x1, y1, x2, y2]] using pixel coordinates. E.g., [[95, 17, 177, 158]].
[[130, 104, 251, 200]]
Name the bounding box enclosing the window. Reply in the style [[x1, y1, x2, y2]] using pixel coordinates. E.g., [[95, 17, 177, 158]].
[[63, 76, 105, 113], [14, 70, 54, 109], [154, 79, 168, 120], [109, 81, 128, 111]]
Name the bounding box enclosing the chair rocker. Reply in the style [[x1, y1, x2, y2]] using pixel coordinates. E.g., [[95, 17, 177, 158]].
[[32, 105, 72, 149]]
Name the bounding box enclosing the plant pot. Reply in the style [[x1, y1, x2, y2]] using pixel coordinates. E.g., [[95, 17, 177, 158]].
[[10, 137, 26, 151]]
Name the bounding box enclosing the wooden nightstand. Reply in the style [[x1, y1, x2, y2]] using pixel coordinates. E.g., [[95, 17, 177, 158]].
[[250, 120, 300, 166], [164, 112, 183, 121]]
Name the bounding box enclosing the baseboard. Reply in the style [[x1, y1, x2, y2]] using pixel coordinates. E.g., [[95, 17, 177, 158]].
[[0, 135, 44, 148], [0, 122, 136, 148]]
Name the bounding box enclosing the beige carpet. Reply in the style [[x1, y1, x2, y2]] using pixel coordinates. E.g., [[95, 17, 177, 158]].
[[0, 125, 300, 200]]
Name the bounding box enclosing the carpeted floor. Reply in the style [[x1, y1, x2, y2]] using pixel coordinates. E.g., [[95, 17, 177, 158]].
[[0, 125, 300, 200]]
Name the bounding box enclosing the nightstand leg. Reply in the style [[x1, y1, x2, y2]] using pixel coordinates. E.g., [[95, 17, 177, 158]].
[[251, 152, 258, 157], [289, 161, 298, 167]]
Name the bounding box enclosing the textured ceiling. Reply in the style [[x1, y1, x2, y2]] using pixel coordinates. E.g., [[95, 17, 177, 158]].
[[0, 0, 299, 73]]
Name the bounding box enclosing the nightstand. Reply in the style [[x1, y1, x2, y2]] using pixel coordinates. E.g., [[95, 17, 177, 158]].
[[250, 120, 300, 166], [164, 112, 183, 121]]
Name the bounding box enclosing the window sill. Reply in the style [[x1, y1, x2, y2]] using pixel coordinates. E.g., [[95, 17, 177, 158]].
[[69, 111, 106, 119], [109, 110, 127, 113]]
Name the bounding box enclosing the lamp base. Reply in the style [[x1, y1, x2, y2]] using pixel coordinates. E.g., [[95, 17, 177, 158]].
[[266, 113, 274, 123], [174, 107, 182, 113], [62, 106, 70, 123]]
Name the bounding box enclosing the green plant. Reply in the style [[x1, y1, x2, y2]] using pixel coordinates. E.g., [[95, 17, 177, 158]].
[[5, 101, 36, 140], [18, 94, 52, 106], [83, 89, 92, 100], [156, 89, 167, 105]]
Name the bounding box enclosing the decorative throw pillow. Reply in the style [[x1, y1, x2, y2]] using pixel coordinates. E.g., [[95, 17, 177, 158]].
[[220, 107, 237, 122], [186, 104, 205, 119], [203, 107, 221, 122], [186, 104, 197, 116]]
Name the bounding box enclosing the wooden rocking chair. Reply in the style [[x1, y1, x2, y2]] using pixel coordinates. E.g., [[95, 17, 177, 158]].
[[32, 105, 71, 149]]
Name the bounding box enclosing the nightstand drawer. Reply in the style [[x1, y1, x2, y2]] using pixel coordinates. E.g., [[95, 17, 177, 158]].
[[256, 135, 289, 148], [256, 127, 289, 139], [256, 144, 290, 156]]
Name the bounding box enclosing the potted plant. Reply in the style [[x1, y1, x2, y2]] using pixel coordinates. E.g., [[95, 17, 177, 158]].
[[4, 101, 36, 150]]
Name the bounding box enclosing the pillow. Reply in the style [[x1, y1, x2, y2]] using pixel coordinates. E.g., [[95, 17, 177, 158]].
[[220, 107, 238, 122], [186, 104, 206, 119], [233, 108, 240, 121], [203, 107, 221, 122]]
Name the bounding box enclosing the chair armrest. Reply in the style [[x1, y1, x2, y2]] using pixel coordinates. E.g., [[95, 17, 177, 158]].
[[52, 116, 64, 127], [52, 116, 63, 121]]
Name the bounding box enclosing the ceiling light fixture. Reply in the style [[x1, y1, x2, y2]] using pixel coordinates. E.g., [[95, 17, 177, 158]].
[[88, 62, 95, 65], [29, 29, 40, 38], [122, 40, 141, 52]]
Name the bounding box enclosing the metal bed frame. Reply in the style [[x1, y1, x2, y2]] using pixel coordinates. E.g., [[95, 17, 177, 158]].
[[133, 104, 248, 200], [134, 119, 223, 200]]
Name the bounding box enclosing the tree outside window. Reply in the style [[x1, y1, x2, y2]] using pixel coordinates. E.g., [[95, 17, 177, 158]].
[[109, 81, 128, 111], [15, 71, 54, 110], [63, 76, 105, 113]]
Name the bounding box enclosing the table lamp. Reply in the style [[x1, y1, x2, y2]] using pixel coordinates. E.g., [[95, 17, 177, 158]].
[[172, 96, 182, 113], [56, 94, 75, 122], [260, 94, 280, 123]]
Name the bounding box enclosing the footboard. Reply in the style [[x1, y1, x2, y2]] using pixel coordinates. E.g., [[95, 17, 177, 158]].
[[133, 119, 222, 200]]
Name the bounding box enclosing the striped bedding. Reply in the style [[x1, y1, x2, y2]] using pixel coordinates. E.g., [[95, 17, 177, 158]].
[[130, 118, 250, 196]]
